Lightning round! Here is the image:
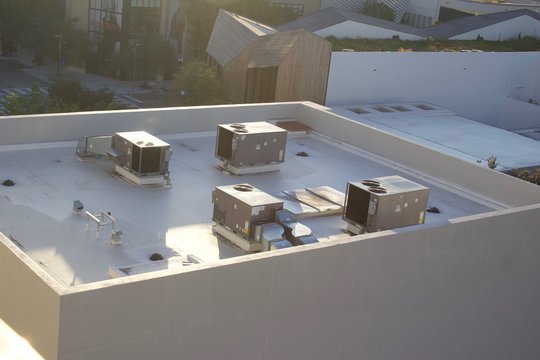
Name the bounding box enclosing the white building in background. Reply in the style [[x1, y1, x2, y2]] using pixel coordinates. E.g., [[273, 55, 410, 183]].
[[278, 7, 540, 41], [319, 0, 439, 26], [278, 7, 426, 40], [325, 51, 540, 130], [427, 9, 540, 40], [268, 0, 439, 26]]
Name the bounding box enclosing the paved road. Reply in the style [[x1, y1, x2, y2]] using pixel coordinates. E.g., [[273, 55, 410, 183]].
[[114, 94, 144, 109], [0, 59, 145, 114], [0, 59, 47, 88]]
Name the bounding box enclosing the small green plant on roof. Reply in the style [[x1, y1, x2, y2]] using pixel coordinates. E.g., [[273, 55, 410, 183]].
[[486, 155, 498, 170]]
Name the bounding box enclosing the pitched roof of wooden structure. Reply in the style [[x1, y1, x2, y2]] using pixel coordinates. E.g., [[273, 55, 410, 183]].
[[207, 9, 276, 66], [248, 30, 304, 68]]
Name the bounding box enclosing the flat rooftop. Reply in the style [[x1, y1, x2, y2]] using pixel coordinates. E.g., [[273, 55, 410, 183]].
[[0, 129, 494, 286], [331, 103, 540, 170]]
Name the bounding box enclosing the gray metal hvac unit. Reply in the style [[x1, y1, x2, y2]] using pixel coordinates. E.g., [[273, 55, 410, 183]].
[[258, 223, 292, 251], [343, 175, 429, 233], [212, 184, 284, 240], [109, 131, 172, 185], [215, 122, 287, 174]]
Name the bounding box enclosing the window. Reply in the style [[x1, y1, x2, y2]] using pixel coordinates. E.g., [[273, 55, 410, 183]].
[[127, 0, 162, 36], [88, 0, 123, 49]]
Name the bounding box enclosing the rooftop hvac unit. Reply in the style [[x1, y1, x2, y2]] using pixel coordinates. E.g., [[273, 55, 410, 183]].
[[212, 183, 284, 252], [343, 175, 429, 233], [109, 131, 172, 185], [215, 122, 287, 174]]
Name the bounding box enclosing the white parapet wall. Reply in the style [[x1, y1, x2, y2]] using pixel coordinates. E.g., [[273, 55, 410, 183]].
[[326, 51, 540, 130], [0, 102, 301, 146], [0, 234, 62, 360], [55, 204, 540, 360]]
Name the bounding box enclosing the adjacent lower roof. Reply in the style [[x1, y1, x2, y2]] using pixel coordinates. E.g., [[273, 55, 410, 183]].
[[332, 102, 540, 170]]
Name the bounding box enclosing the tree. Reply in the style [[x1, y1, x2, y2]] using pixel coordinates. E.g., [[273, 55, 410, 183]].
[[62, 29, 90, 68], [47, 78, 126, 112], [1, 85, 48, 115], [19, 0, 67, 64], [182, 0, 220, 59], [0, 0, 33, 56], [362, 0, 396, 22], [137, 34, 177, 81], [1, 79, 127, 116], [0, 0, 77, 63], [174, 61, 225, 106]]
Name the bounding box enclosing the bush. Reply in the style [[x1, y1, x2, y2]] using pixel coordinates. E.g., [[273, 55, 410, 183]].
[[362, 0, 396, 21], [506, 168, 540, 185], [1, 78, 127, 115], [174, 61, 225, 106]]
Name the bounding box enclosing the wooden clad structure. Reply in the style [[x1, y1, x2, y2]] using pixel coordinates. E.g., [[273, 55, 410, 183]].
[[207, 10, 332, 105], [207, 9, 276, 67]]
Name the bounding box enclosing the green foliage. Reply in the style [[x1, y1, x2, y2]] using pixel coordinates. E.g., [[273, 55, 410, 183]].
[[326, 36, 540, 52], [137, 34, 177, 80], [182, 0, 221, 59], [174, 61, 225, 106], [0, 0, 78, 63], [62, 29, 90, 68], [506, 168, 540, 185], [362, 0, 396, 22], [1, 85, 48, 115], [1, 79, 127, 116], [19, 0, 67, 64], [48, 78, 126, 111], [0, 0, 32, 55]]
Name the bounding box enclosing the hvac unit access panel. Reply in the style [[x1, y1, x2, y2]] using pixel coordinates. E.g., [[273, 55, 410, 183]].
[[215, 122, 287, 167], [344, 175, 429, 232]]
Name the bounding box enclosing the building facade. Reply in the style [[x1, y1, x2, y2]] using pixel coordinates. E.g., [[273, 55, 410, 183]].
[[65, 0, 181, 79]]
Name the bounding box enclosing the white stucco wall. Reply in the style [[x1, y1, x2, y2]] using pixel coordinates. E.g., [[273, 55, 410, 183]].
[[326, 51, 540, 129], [0, 102, 301, 146], [315, 20, 425, 40], [56, 204, 540, 360], [451, 15, 540, 40], [0, 235, 62, 360]]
